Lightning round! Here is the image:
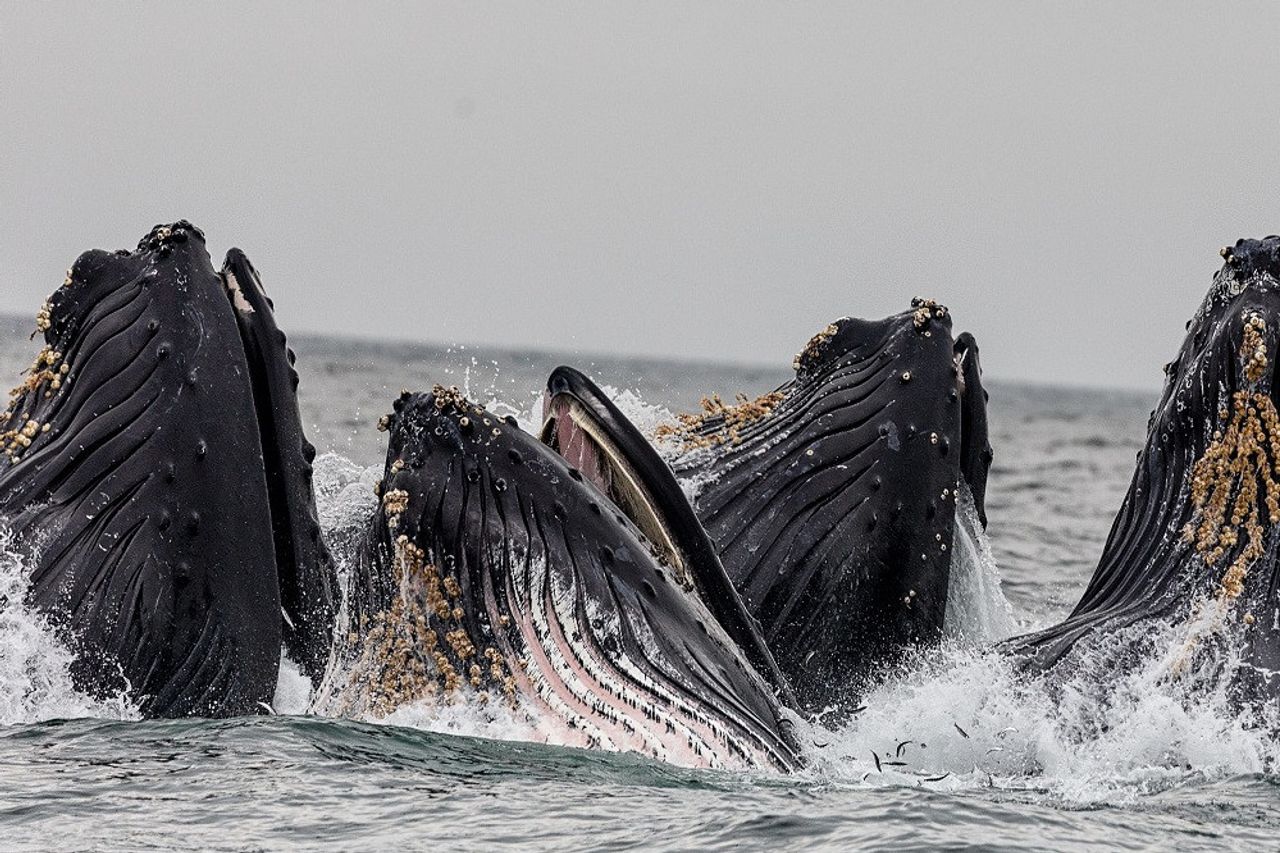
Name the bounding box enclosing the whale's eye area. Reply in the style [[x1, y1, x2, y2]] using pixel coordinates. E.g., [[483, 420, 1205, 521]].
[[541, 396, 690, 585]]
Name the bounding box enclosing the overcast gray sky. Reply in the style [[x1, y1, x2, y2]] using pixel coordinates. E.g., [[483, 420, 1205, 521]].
[[3, 2, 1279, 390]]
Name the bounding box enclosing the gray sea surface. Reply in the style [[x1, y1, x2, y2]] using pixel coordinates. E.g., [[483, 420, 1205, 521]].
[[3, 312, 1275, 852]]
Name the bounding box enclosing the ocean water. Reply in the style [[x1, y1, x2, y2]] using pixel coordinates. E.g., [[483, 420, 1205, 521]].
[[1, 312, 1276, 851]]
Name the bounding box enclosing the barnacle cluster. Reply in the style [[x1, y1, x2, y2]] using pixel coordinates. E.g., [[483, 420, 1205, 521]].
[[2, 347, 68, 463], [9, 347, 66, 399], [34, 300, 53, 333], [0, 417, 49, 464], [654, 390, 786, 451], [791, 322, 839, 372], [431, 383, 471, 414], [381, 487, 410, 525], [911, 297, 949, 330], [338, 536, 516, 716], [1182, 314, 1280, 604]]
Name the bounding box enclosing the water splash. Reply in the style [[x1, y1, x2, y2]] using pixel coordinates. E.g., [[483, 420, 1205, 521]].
[[377, 695, 540, 743], [804, 611, 1280, 806], [600, 385, 676, 440], [313, 451, 381, 540], [944, 483, 1018, 644], [273, 654, 313, 715], [309, 452, 381, 715], [0, 529, 136, 724]]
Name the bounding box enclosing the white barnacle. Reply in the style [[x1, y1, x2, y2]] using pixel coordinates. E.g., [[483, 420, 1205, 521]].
[[382, 488, 410, 515]]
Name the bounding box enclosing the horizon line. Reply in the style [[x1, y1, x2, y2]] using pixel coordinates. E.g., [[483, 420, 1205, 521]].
[[0, 310, 1162, 398]]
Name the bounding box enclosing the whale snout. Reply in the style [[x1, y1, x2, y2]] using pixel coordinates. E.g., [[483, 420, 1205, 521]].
[[1181, 249, 1280, 403], [375, 387, 532, 551], [1219, 235, 1280, 277]]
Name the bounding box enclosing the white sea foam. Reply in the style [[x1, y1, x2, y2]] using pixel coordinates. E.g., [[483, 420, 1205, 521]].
[[803, 616, 1280, 805], [477, 380, 675, 440], [784, 488, 1280, 804], [376, 694, 541, 743], [313, 451, 381, 545], [0, 528, 137, 724], [273, 653, 313, 716], [599, 385, 676, 440]]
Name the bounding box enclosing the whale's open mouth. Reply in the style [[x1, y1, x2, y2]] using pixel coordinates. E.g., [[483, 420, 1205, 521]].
[[539, 366, 796, 704], [541, 393, 686, 585]]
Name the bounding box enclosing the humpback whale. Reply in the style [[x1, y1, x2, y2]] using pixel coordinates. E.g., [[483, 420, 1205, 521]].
[[663, 305, 991, 712], [323, 387, 802, 771], [1007, 237, 1280, 705], [547, 306, 992, 713], [0, 222, 337, 716]]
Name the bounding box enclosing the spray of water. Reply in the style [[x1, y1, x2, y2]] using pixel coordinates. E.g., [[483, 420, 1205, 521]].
[[944, 484, 1017, 645], [0, 528, 137, 724], [801, 609, 1280, 804]]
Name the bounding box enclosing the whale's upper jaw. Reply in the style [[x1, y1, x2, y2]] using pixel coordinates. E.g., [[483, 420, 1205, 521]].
[[1184, 237, 1280, 347]]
